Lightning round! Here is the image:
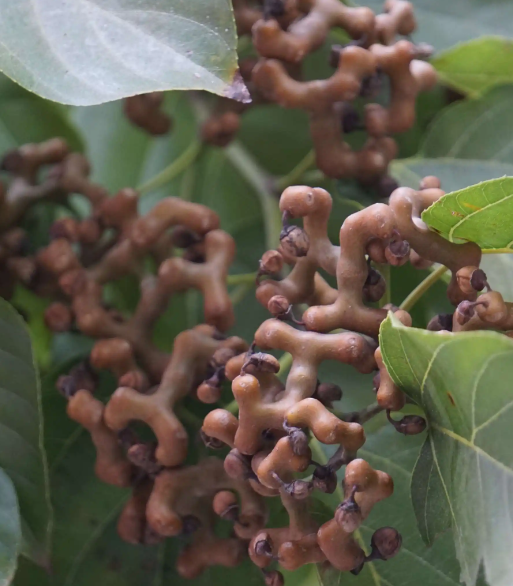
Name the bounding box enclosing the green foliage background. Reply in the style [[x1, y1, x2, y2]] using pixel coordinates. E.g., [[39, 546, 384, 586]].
[[0, 1, 513, 585]]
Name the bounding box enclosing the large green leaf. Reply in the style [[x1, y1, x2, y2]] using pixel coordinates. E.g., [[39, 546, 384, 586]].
[[364, 0, 513, 51], [0, 299, 51, 565], [0, 469, 21, 585], [432, 37, 513, 97], [391, 86, 513, 196], [380, 313, 513, 586], [0, 0, 242, 106], [421, 177, 513, 251]]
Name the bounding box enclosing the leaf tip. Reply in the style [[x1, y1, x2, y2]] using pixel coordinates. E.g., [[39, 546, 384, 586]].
[[224, 70, 251, 103]]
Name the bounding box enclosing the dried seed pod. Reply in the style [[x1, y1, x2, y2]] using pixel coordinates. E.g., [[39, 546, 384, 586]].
[[259, 250, 284, 276], [427, 313, 453, 332], [314, 382, 342, 408], [369, 527, 402, 561], [280, 224, 310, 258], [313, 466, 338, 494], [268, 295, 291, 317], [213, 490, 239, 521], [387, 411, 426, 435]]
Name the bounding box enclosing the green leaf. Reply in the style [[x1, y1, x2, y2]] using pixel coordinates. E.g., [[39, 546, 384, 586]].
[[364, 0, 513, 51], [0, 469, 22, 585], [432, 37, 513, 97], [480, 254, 513, 300], [0, 0, 242, 106], [0, 76, 83, 152], [391, 86, 513, 202], [0, 299, 51, 566], [421, 177, 513, 251], [380, 312, 513, 586]]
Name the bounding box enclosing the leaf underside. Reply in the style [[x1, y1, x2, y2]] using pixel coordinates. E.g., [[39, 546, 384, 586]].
[[0, 0, 241, 106], [380, 313, 513, 586]]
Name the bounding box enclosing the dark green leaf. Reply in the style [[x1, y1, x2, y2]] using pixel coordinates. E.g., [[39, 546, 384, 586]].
[[0, 298, 51, 565], [380, 312, 513, 586], [0, 469, 21, 585], [432, 37, 513, 97], [0, 1, 242, 106]]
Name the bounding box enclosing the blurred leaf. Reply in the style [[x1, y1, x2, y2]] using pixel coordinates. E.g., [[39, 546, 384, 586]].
[[0, 0, 242, 106], [71, 92, 195, 196], [380, 313, 513, 586], [421, 86, 513, 164], [432, 37, 513, 97], [391, 86, 513, 192], [0, 469, 21, 585], [364, 0, 513, 51], [0, 299, 51, 565], [480, 254, 513, 300], [421, 177, 513, 251], [0, 75, 83, 153]]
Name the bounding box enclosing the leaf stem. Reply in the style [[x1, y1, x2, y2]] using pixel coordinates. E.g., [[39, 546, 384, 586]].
[[229, 282, 253, 305], [377, 263, 391, 308], [227, 272, 257, 286], [278, 352, 293, 375], [399, 264, 448, 312], [138, 139, 202, 194], [225, 141, 282, 251], [276, 150, 316, 191]]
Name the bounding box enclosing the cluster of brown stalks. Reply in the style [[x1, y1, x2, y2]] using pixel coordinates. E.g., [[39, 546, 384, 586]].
[[2, 1, 503, 584]]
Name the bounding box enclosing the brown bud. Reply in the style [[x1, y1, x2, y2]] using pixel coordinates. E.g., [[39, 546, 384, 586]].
[[49, 218, 79, 241], [44, 303, 73, 332], [197, 381, 222, 404], [286, 479, 313, 499], [181, 515, 202, 535], [427, 313, 453, 332], [280, 225, 309, 258], [56, 361, 98, 398], [470, 269, 489, 292], [286, 426, 309, 456], [127, 443, 162, 476], [211, 347, 236, 367], [78, 218, 102, 244], [2, 228, 28, 255], [254, 533, 273, 557], [387, 412, 427, 435], [224, 449, 252, 479], [199, 429, 224, 450], [335, 499, 362, 533], [385, 238, 410, 266], [419, 176, 441, 190], [264, 0, 286, 19], [370, 527, 402, 560], [268, 295, 290, 317], [170, 226, 201, 249], [455, 300, 476, 325], [313, 466, 337, 494], [213, 491, 239, 521], [259, 250, 284, 276], [243, 352, 280, 374], [363, 268, 387, 303], [315, 382, 342, 408]]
